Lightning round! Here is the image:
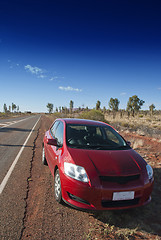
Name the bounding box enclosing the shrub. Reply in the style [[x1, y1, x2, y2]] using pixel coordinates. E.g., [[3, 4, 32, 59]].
[[121, 122, 129, 127], [79, 109, 106, 122], [52, 112, 67, 118]]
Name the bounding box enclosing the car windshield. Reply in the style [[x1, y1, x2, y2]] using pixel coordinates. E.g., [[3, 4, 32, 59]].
[[66, 124, 130, 150]]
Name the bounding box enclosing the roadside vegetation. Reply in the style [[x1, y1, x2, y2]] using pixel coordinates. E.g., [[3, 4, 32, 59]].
[[0, 102, 32, 119], [46, 94, 161, 135]]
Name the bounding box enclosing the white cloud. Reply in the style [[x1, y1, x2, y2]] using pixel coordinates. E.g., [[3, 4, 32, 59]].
[[37, 74, 46, 79], [49, 76, 59, 81], [24, 64, 44, 75], [59, 86, 82, 92], [120, 92, 126, 96], [158, 87, 161, 90], [50, 76, 65, 81]]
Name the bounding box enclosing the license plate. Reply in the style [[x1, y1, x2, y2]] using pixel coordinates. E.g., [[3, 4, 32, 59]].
[[113, 191, 134, 201]]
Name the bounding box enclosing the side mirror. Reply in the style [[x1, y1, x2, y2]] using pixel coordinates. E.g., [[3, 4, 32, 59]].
[[47, 138, 57, 146], [127, 141, 131, 146]]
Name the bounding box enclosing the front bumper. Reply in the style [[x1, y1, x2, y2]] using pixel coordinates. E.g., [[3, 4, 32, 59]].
[[61, 174, 154, 210]]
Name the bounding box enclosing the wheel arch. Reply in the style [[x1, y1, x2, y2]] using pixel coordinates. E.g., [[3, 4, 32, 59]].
[[54, 165, 58, 175]]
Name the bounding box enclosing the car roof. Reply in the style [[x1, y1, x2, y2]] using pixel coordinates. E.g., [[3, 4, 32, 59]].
[[57, 118, 108, 126]]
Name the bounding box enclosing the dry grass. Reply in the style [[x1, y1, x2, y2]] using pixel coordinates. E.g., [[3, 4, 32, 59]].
[[105, 111, 161, 132]]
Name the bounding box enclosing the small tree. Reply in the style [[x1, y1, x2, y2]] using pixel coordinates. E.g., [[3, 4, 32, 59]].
[[109, 98, 120, 111], [127, 95, 144, 117], [3, 103, 7, 113], [149, 104, 155, 116], [46, 103, 53, 113], [65, 107, 69, 114], [108, 98, 120, 119], [12, 103, 16, 112], [96, 100, 101, 110], [70, 100, 74, 113]]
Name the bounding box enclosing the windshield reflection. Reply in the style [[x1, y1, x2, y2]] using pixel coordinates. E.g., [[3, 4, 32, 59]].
[[66, 124, 130, 150]]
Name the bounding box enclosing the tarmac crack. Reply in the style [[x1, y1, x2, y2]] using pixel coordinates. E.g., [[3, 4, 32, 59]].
[[19, 124, 40, 239]]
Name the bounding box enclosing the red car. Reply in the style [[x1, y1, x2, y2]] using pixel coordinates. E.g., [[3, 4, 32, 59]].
[[42, 118, 154, 210]]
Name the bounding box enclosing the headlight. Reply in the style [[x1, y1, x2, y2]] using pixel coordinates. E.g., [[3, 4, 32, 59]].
[[146, 164, 153, 180], [64, 162, 89, 183]]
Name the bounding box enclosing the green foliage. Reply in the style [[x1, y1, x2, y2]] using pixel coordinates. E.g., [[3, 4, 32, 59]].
[[79, 109, 106, 122], [69, 100, 74, 113], [96, 100, 101, 110], [127, 95, 145, 117], [121, 122, 129, 127], [3, 103, 7, 113], [53, 112, 65, 118], [108, 98, 120, 111], [46, 103, 53, 113], [12, 103, 16, 112]]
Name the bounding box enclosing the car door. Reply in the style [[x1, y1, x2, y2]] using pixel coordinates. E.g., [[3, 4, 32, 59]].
[[47, 121, 64, 174]]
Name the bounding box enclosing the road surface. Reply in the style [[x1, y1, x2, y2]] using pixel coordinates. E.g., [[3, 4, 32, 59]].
[[0, 115, 88, 240], [0, 115, 41, 239]]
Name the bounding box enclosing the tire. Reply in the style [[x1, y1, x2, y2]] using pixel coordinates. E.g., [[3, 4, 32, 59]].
[[42, 145, 48, 165], [54, 169, 62, 203]]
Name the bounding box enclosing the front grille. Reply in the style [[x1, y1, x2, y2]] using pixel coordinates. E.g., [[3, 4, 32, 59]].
[[102, 198, 140, 208], [100, 174, 140, 184]]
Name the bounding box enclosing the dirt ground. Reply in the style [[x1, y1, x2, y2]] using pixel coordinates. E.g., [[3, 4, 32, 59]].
[[21, 115, 161, 240]]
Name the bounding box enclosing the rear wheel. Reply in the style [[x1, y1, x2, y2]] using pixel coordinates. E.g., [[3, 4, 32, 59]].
[[42, 145, 48, 165], [54, 169, 62, 203]]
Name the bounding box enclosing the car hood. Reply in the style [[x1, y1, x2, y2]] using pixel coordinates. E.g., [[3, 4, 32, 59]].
[[67, 148, 145, 176]]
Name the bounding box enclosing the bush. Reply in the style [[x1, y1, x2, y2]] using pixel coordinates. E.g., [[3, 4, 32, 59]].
[[52, 112, 67, 118], [79, 109, 107, 122], [121, 122, 129, 127]]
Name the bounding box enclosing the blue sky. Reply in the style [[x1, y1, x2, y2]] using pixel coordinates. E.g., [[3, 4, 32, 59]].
[[0, 0, 161, 112]]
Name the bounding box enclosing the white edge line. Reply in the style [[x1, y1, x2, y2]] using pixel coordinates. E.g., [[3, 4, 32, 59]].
[[0, 116, 41, 194]]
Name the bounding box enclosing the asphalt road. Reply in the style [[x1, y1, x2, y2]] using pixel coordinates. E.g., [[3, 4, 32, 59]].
[[0, 115, 88, 240], [0, 115, 41, 239]]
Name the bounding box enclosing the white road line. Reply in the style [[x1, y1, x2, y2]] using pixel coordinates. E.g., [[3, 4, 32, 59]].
[[0, 116, 41, 194], [0, 117, 34, 129]]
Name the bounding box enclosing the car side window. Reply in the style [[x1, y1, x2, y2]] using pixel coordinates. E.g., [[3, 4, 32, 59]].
[[51, 121, 59, 136], [104, 128, 119, 144], [54, 121, 64, 146]]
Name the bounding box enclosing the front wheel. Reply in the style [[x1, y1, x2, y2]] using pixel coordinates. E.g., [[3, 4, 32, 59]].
[[42, 145, 48, 165], [54, 169, 62, 203]]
